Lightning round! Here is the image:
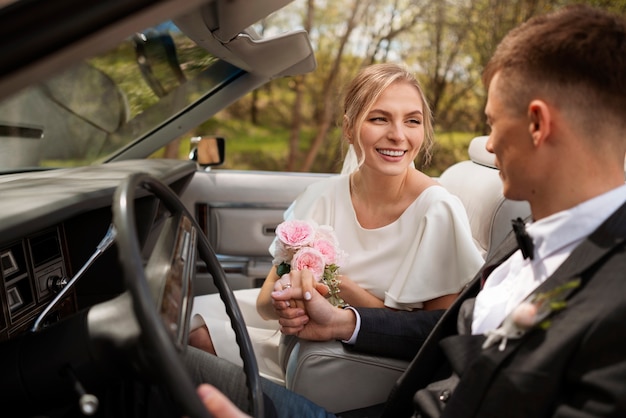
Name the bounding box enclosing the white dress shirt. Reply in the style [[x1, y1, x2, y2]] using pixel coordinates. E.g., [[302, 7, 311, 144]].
[[472, 184, 626, 335]]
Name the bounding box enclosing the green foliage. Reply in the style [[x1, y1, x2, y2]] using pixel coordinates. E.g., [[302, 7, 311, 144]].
[[184, 114, 477, 176], [562, 0, 626, 13], [423, 132, 478, 177], [190, 118, 342, 172], [89, 43, 158, 119]]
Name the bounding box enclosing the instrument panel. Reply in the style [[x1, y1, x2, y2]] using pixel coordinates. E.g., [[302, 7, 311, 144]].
[[0, 226, 76, 341]]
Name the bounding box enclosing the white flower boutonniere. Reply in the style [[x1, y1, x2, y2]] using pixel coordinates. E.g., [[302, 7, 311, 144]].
[[482, 278, 581, 351]]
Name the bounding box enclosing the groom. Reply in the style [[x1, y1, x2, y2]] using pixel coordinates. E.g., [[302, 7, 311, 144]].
[[192, 4, 626, 418], [270, 4, 626, 418]]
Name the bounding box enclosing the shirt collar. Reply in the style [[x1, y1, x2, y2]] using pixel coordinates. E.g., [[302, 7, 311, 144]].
[[526, 184, 626, 260]]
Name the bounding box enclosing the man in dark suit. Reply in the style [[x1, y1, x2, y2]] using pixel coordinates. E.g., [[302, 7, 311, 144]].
[[193, 4, 626, 418]]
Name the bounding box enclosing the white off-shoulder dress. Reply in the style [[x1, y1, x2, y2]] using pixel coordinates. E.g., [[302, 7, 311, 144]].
[[191, 174, 484, 385]]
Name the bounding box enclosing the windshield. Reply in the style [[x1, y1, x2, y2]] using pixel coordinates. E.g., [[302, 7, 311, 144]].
[[0, 21, 225, 171]]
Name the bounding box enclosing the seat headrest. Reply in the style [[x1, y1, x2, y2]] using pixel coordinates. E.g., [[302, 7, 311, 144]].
[[468, 136, 496, 168], [438, 135, 530, 258]]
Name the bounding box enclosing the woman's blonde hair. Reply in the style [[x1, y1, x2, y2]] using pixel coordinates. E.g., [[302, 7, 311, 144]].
[[341, 63, 434, 173]]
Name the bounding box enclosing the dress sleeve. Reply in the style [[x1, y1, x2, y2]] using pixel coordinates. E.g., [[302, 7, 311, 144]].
[[384, 190, 484, 310]]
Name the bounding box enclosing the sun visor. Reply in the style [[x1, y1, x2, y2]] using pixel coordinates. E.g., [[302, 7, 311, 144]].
[[174, 5, 316, 78], [214, 0, 293, 42], [225, 31, 316, 77]]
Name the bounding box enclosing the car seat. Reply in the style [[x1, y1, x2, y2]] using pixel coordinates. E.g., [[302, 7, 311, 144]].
[[280, 136, 531, 414], [438, 136, 531, 259]]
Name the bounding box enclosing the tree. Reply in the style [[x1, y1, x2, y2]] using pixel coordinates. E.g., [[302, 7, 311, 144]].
[[269, 0, 436, 172], [253, 0, 624, 172]]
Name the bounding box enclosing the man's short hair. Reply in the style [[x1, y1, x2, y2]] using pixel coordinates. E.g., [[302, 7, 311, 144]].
[[483, 4, 626, 124]]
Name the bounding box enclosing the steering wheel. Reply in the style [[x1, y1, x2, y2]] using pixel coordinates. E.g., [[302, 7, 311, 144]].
[[112, 172, 264, 417]]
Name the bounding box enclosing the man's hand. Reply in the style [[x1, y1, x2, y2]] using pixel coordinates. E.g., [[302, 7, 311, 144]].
[[196, 384, 250, 418], [271, 269, 356, 341]]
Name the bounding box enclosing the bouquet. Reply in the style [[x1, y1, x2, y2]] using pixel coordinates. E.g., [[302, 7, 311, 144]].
[[272, 219, 347, 307]]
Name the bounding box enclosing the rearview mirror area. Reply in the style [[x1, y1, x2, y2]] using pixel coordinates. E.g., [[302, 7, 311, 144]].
[[189, 136, 225, 167]]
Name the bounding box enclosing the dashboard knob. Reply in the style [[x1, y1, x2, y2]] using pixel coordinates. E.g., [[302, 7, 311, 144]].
[[47, 275, 67, 293]]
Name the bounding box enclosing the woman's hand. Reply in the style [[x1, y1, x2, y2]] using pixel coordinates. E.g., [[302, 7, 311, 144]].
[[272, 269, 357, 341], [270, 272, 309, 331], [255, 265, 282, 320]]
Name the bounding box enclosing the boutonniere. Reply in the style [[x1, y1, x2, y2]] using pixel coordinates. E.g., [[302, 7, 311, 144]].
[[482, 278, 581, 351]]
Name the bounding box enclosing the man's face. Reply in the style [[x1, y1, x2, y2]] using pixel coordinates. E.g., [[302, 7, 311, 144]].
[[484, 72, 537, 202]]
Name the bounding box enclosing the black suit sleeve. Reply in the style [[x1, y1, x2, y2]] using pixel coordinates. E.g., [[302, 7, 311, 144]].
[[344, 308, 445, 361]]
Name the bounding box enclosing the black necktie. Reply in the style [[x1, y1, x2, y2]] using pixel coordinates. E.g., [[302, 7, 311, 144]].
[[512, 217, 534, 260]]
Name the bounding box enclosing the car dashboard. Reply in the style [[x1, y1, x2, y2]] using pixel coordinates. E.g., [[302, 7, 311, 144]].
[[0, 159, 206, 418], [0, 159, 197, 340], [1, 224, 74, 339]]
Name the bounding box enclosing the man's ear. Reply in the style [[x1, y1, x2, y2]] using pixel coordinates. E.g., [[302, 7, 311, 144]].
[[528, 100, 551, 146]]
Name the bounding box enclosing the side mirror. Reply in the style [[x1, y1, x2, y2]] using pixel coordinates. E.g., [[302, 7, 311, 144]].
[[189, 136, 225, 167]]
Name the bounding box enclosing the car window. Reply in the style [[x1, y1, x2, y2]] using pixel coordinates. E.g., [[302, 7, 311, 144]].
[[0, 21, 224, 170]]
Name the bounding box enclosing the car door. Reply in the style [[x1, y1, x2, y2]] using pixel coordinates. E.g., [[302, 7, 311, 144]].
[[181, 168, 334, 295]]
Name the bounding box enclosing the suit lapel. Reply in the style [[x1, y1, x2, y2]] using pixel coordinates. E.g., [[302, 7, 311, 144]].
[[532, 201, 626, 291], [441, 200, 626, 417]]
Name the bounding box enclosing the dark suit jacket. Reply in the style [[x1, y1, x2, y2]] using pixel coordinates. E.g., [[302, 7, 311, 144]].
[[350, 308, 444, 360], [360, 200, 626, 418]]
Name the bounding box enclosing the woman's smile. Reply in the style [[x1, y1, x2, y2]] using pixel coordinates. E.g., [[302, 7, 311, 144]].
[[377, 148, 406, 157]]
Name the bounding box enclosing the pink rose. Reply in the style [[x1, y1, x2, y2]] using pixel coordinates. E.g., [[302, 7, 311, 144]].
[[312, 238, 338, 265], [512, 302, 538, 329], [291, 247, 325, 281], [315, 225, 346, 263], [276, 220, 317, 249], [315, 225, 337, 242], [272, 240, 294, 265]]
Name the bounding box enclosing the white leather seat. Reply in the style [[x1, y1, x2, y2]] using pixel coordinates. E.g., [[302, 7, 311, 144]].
[[280, 335, 409, 413], [438, 136, 531, 259], [280, 136, 531, 414]]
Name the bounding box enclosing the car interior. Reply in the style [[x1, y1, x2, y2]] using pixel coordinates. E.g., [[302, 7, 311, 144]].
[[0, 0, 538, 417], [0, 1, 317, 417]]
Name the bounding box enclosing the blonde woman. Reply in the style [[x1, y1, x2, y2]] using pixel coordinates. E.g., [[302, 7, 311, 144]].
[[190, 63, 483, 385]]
